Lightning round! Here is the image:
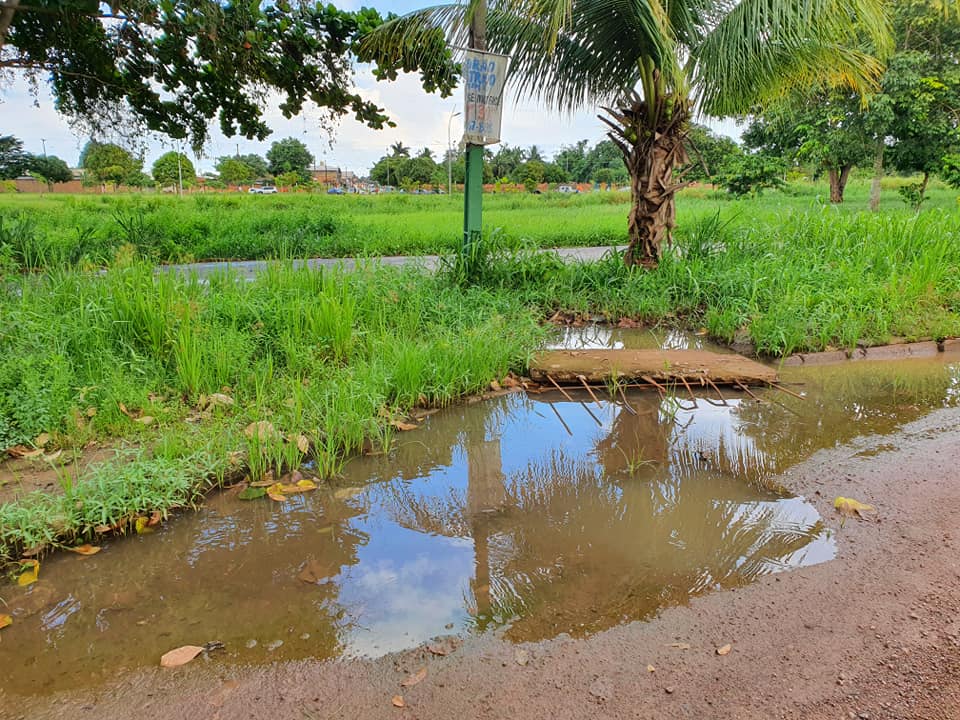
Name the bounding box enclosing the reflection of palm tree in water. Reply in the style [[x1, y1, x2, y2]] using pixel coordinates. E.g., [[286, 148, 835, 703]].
[[376, 394, 827, 641]]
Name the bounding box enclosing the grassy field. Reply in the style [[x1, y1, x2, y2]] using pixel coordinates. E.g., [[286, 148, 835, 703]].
[[1, 177, 957, 268], [1, 177, 959, 564]]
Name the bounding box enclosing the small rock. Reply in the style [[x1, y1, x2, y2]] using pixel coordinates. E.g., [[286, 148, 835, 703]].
[[266, 640, 284, 651], [245, 639, 258, 649], [665, 686, 675, 695]]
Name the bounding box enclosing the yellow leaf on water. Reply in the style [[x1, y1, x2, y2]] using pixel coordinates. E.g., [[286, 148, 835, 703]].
[[160, 645, 205, 668], [67, 544, 101, 556], [391, 421, 418, 432], [0, 614, 12, 630], [834, 496, 875, 519], [135, 516, 154, 534], [296, 479, 318, 491], [17, 559, 39, 586]]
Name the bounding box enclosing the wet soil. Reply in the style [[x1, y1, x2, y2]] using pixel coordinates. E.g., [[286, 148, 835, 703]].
[[0, 446, 118, 505]]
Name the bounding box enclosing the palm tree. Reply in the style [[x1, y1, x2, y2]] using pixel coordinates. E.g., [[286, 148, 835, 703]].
[[362, 0, 890, 267], [389, 141, 411, 158]]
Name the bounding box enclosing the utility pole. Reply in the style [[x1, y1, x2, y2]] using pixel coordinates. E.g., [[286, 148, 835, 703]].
[[176, 144, 184, 197], [463, 0, 486, 259], [448, 108, 461, 196], [41, 138, 47, 158]]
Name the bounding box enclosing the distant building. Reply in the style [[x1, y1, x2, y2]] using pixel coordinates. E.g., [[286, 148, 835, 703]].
[[311, 162, 341, 186]]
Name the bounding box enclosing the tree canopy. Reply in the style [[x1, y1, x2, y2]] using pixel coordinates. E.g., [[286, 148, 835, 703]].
[[80, 141, 142, 188], [152, 152, 196, 188], [266, 137, 313, 182], [0, 1, 457, 151]]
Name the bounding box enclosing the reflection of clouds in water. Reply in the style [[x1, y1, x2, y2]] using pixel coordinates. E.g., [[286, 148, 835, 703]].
[[340, 531, 474, 657], [547, 326, 716, 351]]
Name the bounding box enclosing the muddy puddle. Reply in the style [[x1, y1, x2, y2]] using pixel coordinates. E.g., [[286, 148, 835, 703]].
[[2, 332, 959, 698]]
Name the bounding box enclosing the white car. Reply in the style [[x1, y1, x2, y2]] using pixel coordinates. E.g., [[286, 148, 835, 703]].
[[248, 186, 278, 194], [557, 184, 579, 194]]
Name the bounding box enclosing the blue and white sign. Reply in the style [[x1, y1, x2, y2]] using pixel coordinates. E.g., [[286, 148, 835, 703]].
[[463, 49, 509, 145]]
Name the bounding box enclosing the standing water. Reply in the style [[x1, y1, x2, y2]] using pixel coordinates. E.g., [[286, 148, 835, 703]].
[[2, 329, 959, 698]]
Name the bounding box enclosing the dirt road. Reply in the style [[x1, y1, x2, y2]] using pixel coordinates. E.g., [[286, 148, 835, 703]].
[[8, 407, 960, 720]]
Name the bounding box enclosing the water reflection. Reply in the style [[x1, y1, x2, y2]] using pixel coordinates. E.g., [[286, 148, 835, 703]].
[[3, 352, 959, 697]]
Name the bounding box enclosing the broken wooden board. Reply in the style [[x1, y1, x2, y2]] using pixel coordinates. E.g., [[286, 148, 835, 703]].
[[529, 349, 778, 386]]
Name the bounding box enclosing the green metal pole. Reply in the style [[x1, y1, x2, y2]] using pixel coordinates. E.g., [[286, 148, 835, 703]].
[[463, 145, 483, 257], [462, 0, 487, 267]]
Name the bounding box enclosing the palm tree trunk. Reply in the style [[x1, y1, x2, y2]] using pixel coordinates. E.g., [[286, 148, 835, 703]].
[[602, 94, 690, 269], [869, 141, 884, 212]]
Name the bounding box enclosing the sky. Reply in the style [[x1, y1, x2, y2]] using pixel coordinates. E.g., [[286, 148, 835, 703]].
[[0, 0, 741, 176]]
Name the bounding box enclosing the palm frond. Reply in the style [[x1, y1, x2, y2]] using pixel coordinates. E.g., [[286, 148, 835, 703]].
[[693, 0, 891, 116]]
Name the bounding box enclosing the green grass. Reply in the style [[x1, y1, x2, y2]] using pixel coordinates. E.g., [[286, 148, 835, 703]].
[[2, 178, 959, 564], [2, 177, 958, 269], [0, 260, 545, 561]]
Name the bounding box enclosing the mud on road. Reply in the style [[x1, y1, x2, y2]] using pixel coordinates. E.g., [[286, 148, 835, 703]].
[[6, 406, 959, 720]]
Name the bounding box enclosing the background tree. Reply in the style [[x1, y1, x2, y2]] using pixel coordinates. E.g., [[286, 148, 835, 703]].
[[0, 2, 461, 151], [743, 93, 874, 203], [0, 135, 29, 179], [266, 138, 314, 183], [27, 155, 72, 190], [80, 141, 142, 190], [390, 141, 411, 158], [215, 158, 256, 186], [718, 154, 787, 196], [151, 152, 196, 189], [363, 0, 890, 267], [683, 124, 742, 184]]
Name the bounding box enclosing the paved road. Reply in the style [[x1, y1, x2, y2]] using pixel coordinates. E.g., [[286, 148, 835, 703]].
[[162, 245, 624, 280]]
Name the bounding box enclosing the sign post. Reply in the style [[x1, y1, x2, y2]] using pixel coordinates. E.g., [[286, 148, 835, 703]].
[[461, 0, 508, 269]]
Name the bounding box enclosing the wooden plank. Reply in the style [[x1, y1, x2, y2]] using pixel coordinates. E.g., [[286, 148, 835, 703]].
[[529, 349, 777, 386]]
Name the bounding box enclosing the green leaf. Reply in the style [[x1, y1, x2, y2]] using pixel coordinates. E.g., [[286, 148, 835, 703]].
[[238, 487, 267, 500]]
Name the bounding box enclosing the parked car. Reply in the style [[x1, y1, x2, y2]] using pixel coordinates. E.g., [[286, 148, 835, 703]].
[[326, 187, 345, 195], [248, 185, 277, 194], [557, 184, 579, 194]]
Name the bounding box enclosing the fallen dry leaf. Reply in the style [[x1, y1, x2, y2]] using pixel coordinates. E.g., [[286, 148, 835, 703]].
[[207, 393, 234, 408], [7, 445, 43, 459], [0, 614, 11, 630], [501, 375, 521, 389], [716, 644, 732, 656], [400, 668, 427, 687], [67, 544, 101, 556], [43, 449, 63, 462], [834, 496, 875, 520], [515, 649, 530, 666], [294, 435, 310, 454], [118, 402, 133, 418], [245, 420, 278, 442], [391, 695, 405, 708], [391, 421, 419, 432], [34, 433, 51, 447], [18, 559, 39, 586], [85, 407, 97, 418], [489, 379, 502, 391], [160, 645, 205, 668], [148, 510, 163, 527]]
